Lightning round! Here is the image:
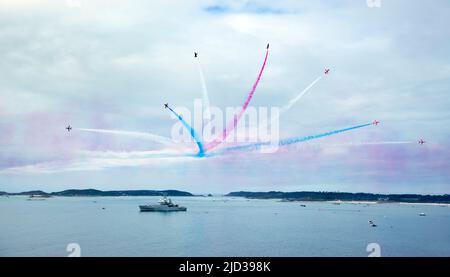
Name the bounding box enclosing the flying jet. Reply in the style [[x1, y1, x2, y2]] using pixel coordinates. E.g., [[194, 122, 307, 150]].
[[66, 125, 72, 132], [266, 43, 269, 49], [164, 103, 169, 109], [194, 52, 198, 58], [372, 120, 380, 126], [324, 68, 330, 75], [418, 139, 426, 145]]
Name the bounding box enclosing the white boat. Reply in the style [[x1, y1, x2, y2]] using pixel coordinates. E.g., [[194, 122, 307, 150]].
[[27, 194, 51, 200]]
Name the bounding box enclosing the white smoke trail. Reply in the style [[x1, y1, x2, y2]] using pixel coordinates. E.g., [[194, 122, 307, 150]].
[[78, 149, 193, 159], [245, 75, 325, 141], [292, 141, 414, 151], [280, 75, 323, 114], [306, 141, 414, 146], [269, 75, 324, 126], [347, 141, 414, 145], [196, 56, 211, 122], [76, 128, 177, 147], [0, 151, 198, 174]]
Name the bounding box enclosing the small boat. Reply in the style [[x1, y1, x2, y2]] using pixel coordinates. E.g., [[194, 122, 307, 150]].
[[300, 204, 306, 207], [139, 196, 187, 212], [419, 213, 426, 216], [27, 194, 51, 200]]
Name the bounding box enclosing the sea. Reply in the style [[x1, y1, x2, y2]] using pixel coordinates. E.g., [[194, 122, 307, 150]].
[[0, 196, 449, 257]]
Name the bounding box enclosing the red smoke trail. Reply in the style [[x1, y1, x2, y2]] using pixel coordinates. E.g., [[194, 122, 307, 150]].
[[205, 45, 269, 152]]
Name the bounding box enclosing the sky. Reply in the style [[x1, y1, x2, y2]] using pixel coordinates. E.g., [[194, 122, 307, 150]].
[[0, 0, 449, 194]]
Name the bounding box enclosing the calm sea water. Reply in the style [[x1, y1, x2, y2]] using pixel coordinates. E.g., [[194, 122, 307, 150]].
[[0, 196, 449, 257]]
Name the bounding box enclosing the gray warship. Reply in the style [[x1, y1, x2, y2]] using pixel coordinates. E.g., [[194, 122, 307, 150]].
[[139, 196, 187, 212]]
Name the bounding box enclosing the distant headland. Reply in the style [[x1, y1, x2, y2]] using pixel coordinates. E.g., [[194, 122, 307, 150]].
[[226, 191, 450, 204], [0, 189, 193, 197]]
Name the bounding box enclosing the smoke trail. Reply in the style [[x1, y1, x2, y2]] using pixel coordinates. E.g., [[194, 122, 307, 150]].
[[328, 141, 413, 146], [268, 74, 323, 130], [166, 106, 205, 156], [293, 141, 414, 149], [0, 151, 198, 174], [280, 75, 323, 114], [205, 45, 269, 152], [79, 149, 198, 159], [279, 123, 372, 146], [76, 128, 176, 146], [245, 74, 325, 141], [218, 122, 373, 153], [196, 55, 211, 123]]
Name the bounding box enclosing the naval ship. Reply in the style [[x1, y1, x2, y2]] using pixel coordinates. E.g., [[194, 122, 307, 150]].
[[139, 196, 187, 212]]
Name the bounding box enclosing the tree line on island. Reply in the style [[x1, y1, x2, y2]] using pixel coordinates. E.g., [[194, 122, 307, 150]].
[[225, 191, 450, 203], [0, 189, 193, 197]]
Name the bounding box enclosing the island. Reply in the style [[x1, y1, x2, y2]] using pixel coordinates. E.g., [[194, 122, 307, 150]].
[[226, 191, 450, 204], [2, 189, 193, 197]]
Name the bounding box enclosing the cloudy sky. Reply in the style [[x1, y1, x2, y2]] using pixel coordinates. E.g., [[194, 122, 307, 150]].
[[0, 0, 449, 194]]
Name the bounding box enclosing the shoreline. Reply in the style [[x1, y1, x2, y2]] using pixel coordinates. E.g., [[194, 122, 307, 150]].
[[2, 189, 450, 206], [227, 191, 450, 205], [275, 198, 450, 206], [3, 195, 450, 206]]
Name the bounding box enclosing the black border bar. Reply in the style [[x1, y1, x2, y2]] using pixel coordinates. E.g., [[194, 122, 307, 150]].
[[1, 257, 449, 275]]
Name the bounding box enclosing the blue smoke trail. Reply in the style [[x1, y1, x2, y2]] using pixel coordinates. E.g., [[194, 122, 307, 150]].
[[167, 106, 205, 156], [279, 123, 372, 146], [219, 122, 373, 153]]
